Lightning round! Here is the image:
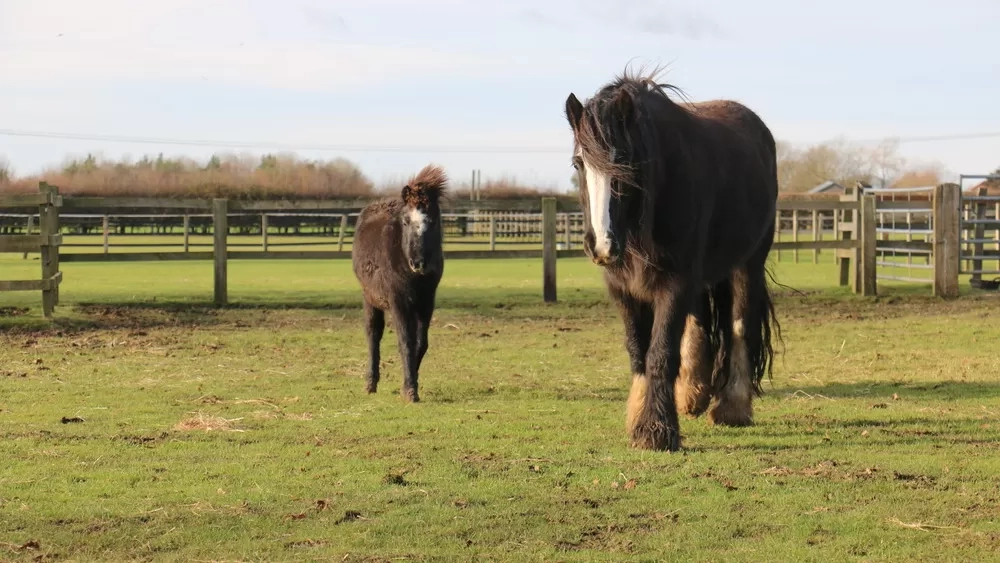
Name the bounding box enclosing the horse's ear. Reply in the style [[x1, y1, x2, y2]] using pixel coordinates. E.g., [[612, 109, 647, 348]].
[[401, 184, 412, 201], [565, 93, 584, 131], [613, 89, 633, 123]]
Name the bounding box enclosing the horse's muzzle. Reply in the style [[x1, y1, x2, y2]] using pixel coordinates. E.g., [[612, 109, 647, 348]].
[[584, 230, 620, 266], [409, 259, 425, 274]]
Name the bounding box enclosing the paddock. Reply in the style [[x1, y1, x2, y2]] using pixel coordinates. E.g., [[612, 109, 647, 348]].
[[2, 183, 999, 561]]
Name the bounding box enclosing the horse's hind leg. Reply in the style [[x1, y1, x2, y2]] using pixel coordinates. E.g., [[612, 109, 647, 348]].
[[708, 267, 761, 426], [675, 290, 714, 418], [364, 302, 385, 394]]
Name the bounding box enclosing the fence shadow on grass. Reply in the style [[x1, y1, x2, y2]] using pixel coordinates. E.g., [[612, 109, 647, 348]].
[[0, 287, 615, 334]]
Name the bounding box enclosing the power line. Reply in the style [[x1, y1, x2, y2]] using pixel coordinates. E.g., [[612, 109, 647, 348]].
[[0, 127, 998, 154], [850, 132, 1000, 144], [0, 128, 568, 154]]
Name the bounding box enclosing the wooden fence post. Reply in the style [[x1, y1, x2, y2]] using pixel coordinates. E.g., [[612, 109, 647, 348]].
[[838, 186, 860, 289], [22, 214, 33, 259], [792, 209, 799, 263], [812, 209, 819, 264], [933, 183, 961, 298], [261, 214, 269, 251], [183, 215, 190, 252], [542, 197, 557, 303], [489, 215, 496, 251], [102, 215, 110, 254], [860, 194, 877, 296], [337, 214, 348, 252], [38, 182, 61, 316], [213, 199, 228, 306]]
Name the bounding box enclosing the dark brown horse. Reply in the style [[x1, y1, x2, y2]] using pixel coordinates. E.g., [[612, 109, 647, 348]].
[[564, 69, 781, 451], [351, 165, 448, 402]]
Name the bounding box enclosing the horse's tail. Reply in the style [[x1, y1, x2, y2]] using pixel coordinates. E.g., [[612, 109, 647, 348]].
[[707, 281, 732, 393], [748, 263, 783, 396]]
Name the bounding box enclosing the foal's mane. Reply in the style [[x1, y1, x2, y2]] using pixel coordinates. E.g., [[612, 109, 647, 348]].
[[402, 165, 448, 209]]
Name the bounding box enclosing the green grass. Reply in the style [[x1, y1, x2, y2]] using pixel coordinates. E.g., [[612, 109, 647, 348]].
[[2, 255, 1000, 561]]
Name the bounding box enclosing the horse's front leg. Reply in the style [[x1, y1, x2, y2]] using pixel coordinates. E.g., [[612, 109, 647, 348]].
[[608, 285, 654, 434], [629, 278, 692, 451]]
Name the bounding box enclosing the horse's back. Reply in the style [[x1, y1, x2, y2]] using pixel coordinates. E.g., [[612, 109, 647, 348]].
[[686, 99, 779, 277], [686, 100, 776, 161]]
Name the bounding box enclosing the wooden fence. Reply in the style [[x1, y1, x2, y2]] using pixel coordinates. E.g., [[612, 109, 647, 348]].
[[0, 183, 63, 317], [1, 183, 966, 312]]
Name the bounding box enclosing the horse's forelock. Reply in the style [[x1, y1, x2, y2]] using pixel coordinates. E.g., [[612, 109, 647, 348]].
[[576, 94, 636, 185], [402, 165, 448, 210]]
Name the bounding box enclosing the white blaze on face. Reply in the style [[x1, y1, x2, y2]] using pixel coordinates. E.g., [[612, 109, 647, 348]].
[[577, 147, 614, 258], [408, 208, 428, 235]]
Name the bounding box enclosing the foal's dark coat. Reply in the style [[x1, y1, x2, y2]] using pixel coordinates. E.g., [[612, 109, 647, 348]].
[[565, 70, 781, 451], [351, 165, 447, 402]]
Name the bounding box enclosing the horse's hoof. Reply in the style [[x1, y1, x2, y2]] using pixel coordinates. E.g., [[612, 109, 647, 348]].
[[365, 383, 377, 394], [707, 400, 753, 427], [403, 389, 420, 403], [629, 424, 680, 452]]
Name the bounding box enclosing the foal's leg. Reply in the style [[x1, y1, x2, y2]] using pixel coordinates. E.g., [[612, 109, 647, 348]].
[[630, 279, 692, 451], [414, 302, 433, 375], [364, 302, 385, 394], [708, 268, 755, 426], [392, 303, 420, 403], [675, 291, 714, 418]]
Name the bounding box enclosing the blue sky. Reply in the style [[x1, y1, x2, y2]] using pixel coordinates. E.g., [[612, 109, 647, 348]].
[[1, 0, 998, 191]]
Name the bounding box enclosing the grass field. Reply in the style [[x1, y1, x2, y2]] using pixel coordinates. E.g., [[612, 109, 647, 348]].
[[2, 254, 1000, 561]]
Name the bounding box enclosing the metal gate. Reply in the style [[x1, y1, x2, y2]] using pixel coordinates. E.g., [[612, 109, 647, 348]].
[[865, 186, 935, 285], [959, 174, 1000, 287]]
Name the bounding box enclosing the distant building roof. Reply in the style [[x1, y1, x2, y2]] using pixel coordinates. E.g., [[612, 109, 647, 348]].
[[967, 178, 1000, 196], [807, 181, 846, 194]]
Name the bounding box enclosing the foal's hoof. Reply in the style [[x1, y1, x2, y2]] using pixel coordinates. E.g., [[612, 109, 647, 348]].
[[365, 382, 378, 394], [402, 388, 420, 403], [629, 423, 681, 452]]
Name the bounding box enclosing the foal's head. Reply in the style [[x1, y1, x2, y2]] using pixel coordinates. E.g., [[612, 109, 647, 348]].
[[399, 165, 447, 274]]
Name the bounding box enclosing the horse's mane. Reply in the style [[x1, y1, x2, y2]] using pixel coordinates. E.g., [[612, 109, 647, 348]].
[[573, 66, 694, 183], [574, 66, 702, 260], [403, 165, 448, 208]]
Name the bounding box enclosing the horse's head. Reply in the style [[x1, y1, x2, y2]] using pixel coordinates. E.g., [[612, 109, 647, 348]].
[[400, 165, 447, 275], [564, 86, 641, 267]]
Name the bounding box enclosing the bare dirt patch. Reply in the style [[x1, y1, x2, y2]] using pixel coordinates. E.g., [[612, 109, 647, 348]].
[[173, 412, 245, 432]]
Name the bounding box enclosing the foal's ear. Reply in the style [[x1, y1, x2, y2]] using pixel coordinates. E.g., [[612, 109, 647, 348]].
[[401, 184, 413, 201], [565, 93, 584, 131]]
